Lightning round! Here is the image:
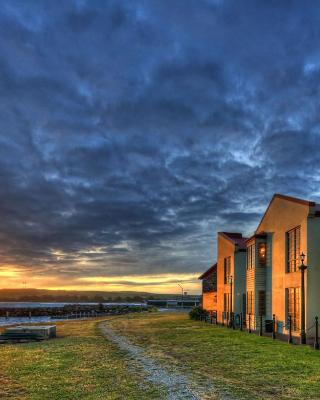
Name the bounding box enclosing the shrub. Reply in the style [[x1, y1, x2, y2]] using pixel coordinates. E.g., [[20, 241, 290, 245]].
[[189, 306, 209, 320], [147, 306, 158, 312]]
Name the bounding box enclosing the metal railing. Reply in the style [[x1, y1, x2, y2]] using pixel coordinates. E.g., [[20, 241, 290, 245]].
[[197, 311, 319, 350]]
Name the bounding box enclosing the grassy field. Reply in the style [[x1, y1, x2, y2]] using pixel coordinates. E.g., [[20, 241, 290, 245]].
[[2, 312, 320, 400], [109, 312, 320, 400], [0, 317, 162, 400]]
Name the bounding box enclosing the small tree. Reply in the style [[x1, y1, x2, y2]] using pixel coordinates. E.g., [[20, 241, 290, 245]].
[[189, 306, 209, 320]]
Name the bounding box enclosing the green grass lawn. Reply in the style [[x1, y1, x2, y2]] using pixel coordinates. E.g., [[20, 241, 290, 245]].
[[2, 312, 320, 400], [108, 312, 320, 400], [0, 317, 162, 400]]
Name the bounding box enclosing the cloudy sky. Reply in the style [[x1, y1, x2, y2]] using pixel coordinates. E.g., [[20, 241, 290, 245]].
[[0, 0, 320, 294]]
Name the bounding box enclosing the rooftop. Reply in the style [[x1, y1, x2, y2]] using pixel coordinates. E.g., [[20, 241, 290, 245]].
[[198, 263, 217, 280], [255, 193, 320, 233], [218, 232, 248, 250]]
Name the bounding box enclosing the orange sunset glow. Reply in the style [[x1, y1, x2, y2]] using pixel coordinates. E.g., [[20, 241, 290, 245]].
[[0, 265, 201, 294]]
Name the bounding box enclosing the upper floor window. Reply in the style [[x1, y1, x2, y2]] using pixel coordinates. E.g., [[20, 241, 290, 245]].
[[247, 243, 255, 270], [287, 226, 300, 272], [224, 257, 231, 284], [202, 270, 217, 293], [258, 243, 267, 266]]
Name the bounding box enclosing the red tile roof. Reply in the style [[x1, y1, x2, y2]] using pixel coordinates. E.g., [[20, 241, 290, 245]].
[[245, 232, 267, 243], [218, 232, 248, 249]]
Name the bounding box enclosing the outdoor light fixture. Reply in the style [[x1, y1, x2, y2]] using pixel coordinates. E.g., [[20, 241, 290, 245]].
[[258, 243, 266, 265], [299, 252, 307, 344]]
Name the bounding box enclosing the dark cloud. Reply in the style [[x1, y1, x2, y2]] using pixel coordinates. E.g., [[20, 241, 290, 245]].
[[0, 0, 320, 285]]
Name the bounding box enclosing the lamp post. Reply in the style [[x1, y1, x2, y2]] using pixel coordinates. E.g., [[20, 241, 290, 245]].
[[228, 275, 233, 327], [178, 284, 184, 309], [299, 252, 307, 345]]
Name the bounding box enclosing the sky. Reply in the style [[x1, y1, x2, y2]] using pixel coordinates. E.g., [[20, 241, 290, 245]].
[[0, 0, 320, 294]]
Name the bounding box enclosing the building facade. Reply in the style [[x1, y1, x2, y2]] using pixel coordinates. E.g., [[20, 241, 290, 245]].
[[199, 232, 247, 324], [252, 194, 320, 336], [199, 194, 320, 338], [216, 232, 247, 324], [245, 232, 272, 329], [198, 264, 217, 312]]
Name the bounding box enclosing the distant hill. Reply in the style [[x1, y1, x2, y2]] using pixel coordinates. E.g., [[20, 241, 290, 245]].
[[0, 288, 197, 303]]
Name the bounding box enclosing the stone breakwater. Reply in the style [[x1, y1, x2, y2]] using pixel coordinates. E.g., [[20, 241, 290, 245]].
[[0, 304, 149, 318]]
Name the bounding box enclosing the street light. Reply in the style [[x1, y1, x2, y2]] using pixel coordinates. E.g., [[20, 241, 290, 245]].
[[299, 252, 307, 344], [178, 283, 184, 309]]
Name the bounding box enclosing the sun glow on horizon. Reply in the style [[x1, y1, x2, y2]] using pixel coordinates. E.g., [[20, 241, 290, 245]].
[[0, 266, 201, 294]]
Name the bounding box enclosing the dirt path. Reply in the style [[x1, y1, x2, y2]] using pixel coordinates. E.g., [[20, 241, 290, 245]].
[[99, 321, 233, 400]]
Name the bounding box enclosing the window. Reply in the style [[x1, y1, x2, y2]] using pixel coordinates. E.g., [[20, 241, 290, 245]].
[[258, 243, 266, 266], [224, 257, 231, 284], [247, 243, 255, 270], [223, 293, 230, 312], [258, 291, 266, 316], [246, 291, 254, 314], [223, 292, 230, 320], [287, 226, 300, 272], [202, 269, 217, 293], [287, 288, 300, 331]]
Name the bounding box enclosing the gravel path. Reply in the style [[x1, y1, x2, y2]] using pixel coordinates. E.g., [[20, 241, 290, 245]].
[[99, 321, 233, 400]]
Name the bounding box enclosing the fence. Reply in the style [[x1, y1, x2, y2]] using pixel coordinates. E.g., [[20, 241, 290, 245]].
[[198, 311, 319, 350]]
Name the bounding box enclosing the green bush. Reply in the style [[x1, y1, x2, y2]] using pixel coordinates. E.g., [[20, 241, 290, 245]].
[[189, 306, 209, 320], [147, 306, 158, 312]]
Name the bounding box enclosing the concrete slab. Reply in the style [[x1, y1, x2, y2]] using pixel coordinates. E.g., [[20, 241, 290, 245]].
[[5, 325, 56, 338]]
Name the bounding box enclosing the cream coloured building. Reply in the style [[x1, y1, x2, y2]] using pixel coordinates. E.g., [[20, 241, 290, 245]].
[[250, 194, 320, 336], [199, 193, 320, 338], [199, 263, 217, 312], [216, 232, 247, 324]]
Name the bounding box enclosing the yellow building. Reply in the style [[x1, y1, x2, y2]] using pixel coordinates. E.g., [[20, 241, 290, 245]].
[[251, 194, 320, 337], [198, 264, 217, 312], [216, 232, 247, 324], [199, 193, 320, 338]]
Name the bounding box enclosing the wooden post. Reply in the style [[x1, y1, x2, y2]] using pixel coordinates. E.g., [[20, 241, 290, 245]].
[[314, 316, 319, 350], [240, 312, 243, 331], [248, 314, 251, 333], [259, 315, 263, 336]]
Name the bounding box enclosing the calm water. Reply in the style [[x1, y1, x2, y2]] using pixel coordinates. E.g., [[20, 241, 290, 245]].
[[0, 316, 68, 327]]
